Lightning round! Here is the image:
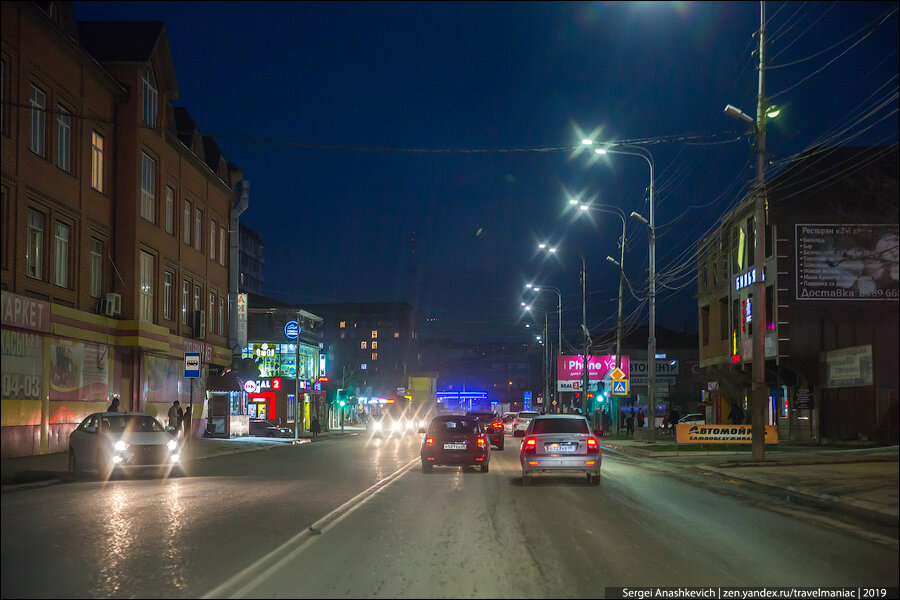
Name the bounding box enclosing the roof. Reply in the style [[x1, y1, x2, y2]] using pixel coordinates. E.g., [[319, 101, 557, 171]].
[[172, 107, 199, 149], [77, 21, 164, 62]]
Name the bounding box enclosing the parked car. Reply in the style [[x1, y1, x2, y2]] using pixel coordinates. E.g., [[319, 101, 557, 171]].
[[250, 418, 293, 438], [519, 414, 601, 485], [68, 412, 181, 479], [512, 410, 540, 437], [421, 415, 490, 473], [466, 410, 505, 450], [677, 413, 706, 425]]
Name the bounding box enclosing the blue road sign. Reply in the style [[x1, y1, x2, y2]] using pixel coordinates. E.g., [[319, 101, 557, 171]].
[[612, 379, 629, 396], [184, 353, 201, 378]]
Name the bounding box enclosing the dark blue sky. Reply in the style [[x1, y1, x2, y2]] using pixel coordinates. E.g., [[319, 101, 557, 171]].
[[76, 1, 899, 345]]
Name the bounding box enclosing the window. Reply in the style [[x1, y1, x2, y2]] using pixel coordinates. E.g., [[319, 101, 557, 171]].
[[90, 239, 103, 298], [182, 280, 190, 325], [371, 330, 377, 339], [701, 305, 710, 346], [219, 226, 226, 266], [210, 219, 216, 261], [361, 341, 367, 349], [139, 251, 154, 321], [209, 292, 216, 334], [766, 285, 774, 331], [194, 285, 201, 313], [372, 341, 377, 350], [218, 296, 225, 335], [361, 363, 367, 370], [340, 321, 346, 328], [719, 297, 729, 342], [194, 207, 202, 251], [183, 201, 191, 245], [142, 68, 157, 127], [393, 331, 399, 338], [141, 152, 156, 223], [56, 106, 71, 172], [54, 222, 70, 287], [163, 272, 173, 320], [91, 132, 104, 192], [26, 209, 44, 279], [371, 352, 378, 361], [165, 187, 174, 235], [30, 84, 46, 156]]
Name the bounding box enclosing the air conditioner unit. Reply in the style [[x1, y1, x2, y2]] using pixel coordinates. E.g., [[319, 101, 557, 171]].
[[193, 310, 206, 339], [104, 293, 122, 317]]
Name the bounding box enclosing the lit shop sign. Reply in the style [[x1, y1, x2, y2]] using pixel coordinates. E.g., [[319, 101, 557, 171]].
[[254, 343, 276, 358], [319, 355, 327, 377], [244, 378, 282, 393], [284, 320, 300, 340], [735, 268, 764, 291]]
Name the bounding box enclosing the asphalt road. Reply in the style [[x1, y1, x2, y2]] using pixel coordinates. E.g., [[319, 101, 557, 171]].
[[1, 432, 897, 599]]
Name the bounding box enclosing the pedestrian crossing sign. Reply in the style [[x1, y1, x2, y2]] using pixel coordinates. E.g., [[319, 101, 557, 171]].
[[611, 379, 629, 396]]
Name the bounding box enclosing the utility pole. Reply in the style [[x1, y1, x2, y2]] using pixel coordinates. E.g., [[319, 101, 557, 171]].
[[544, 313, 549, 414], [751, 0, 769, 460], [581, 256, 589, 416]]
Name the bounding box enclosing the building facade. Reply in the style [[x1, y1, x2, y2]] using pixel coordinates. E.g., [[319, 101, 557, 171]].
[[1, 2, 244, 456], [238, 224, 264, 296], [697, 147, 898, 442]]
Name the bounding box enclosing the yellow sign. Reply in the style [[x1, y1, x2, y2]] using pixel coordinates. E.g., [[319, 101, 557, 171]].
[[676, 424, 778, 444], [609, 367, 626, 380]]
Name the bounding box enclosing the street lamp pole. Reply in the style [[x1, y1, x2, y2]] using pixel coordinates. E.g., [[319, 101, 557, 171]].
[[580, 255, 589, 416], [528, 284, 562, 411]]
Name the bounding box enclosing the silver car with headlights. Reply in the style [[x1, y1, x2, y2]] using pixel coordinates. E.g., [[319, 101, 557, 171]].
[[511, 410, 540, 437], [519, 414, 601, 485], [68, 412, 182, 479]]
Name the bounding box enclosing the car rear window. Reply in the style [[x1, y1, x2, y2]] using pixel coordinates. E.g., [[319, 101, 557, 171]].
[[431, 418, 480, 434], [531, 418, 590, 435], [467, 412, 496, 420]]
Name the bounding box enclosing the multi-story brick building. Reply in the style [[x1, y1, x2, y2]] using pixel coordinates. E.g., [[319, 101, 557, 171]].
[[697, 146, 898, 442], [1, 2, 245, 457]]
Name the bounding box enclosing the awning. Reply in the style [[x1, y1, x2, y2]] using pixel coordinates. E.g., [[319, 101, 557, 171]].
[[207, 372, 244, 392]]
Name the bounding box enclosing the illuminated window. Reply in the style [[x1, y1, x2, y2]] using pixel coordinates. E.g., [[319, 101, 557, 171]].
[[361, 363, 367, 370], [340, 321, 346, 328], [371, 352, 377, 361], [372, 341, 377, 349], [361, 341, 367, 349], [91, 132, 104, 191], [371, 330, 377, 339], [393, 331, 399, 338]]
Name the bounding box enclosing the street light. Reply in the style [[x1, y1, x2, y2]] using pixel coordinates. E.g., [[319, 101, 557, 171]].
[[538, 243, 589, 413], [523, 303, 551, 414], [526, 283, 563, 410], [584, 142, 656, 440]]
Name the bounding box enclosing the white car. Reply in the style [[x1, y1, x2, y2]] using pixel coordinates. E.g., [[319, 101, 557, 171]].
[[68, 412, 182, 479], [677, 413, 706, 425], [520, 414, 601, 485], [511, 410, 540, 437]]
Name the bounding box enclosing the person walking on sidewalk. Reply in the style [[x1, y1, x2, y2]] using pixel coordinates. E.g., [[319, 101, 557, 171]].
[[310, 416, 321, 437], [168, 400, 181, 431], [637, 407, 645, 429], [107, 396, 120, 413]]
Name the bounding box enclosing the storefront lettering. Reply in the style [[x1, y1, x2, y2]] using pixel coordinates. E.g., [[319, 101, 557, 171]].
[[1, 291, 51, 333]]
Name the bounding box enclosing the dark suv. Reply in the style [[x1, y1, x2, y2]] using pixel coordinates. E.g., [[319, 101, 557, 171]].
[[465, 410, 505, 450]]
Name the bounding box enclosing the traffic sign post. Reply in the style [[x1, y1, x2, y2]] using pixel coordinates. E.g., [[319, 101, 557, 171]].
[[612, 379, 629, 396], [183, 353, 201, 444]]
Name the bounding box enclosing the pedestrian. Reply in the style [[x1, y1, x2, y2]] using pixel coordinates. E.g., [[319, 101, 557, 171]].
[[168, 400, 181, 430], [637, 407, 645, 429], [107, 396, 120, 413], [627, 407, 635, 435], [182, 406, 192, 439], [670, 408, 680, 432], [310, 416, 321, 437]]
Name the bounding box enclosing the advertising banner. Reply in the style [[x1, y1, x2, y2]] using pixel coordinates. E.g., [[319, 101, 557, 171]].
[[49, 339, 109, 402], [676, 423, 778, 444], [557, 355, 629, 391], [1, 329, 43, 400], [795, 224, 899, 300], [237, 293, 248, 348], [823, 345, 873, 388]]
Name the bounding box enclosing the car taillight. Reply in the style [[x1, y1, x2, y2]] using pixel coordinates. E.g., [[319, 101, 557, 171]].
[[586, 438, 599, 453], [424, 437, 433, 445], [492, 421, 502, 428], [523, 437, 536, 453], [476, 437, 487, 448]]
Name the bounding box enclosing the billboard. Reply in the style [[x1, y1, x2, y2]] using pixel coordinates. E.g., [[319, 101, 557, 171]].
[[557, 355, 629, 391], [796, 224, 899, 300], [676, 424, 778, 444], [823, 345, 873, 388]]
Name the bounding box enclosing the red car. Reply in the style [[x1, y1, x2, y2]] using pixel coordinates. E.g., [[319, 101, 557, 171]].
[[421, 415, 490, 473]]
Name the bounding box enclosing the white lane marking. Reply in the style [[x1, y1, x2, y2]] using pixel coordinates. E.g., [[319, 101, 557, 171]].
[[202, 457, 418, 599]]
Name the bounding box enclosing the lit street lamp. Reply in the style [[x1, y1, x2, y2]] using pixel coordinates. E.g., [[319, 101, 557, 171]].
[[526, 283, 563, 409]]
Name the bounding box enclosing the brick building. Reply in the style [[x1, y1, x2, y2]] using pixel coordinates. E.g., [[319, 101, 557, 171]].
[[1, 2, 245, 457]]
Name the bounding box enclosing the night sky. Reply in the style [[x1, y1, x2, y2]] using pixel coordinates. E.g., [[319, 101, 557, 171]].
[[74, 1, 899, 346]]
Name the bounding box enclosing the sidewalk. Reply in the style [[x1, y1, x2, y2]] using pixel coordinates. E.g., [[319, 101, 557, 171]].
[[601, 437, 900, 523], [0, 425, 364, 491]]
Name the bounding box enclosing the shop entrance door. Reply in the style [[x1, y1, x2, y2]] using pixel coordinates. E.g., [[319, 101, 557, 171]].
[[249, 392, 275, 419]]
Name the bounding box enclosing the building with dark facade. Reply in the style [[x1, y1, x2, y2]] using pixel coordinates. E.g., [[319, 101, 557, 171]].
[[239, 224, 264, 295], [697, 146, 898, 442], [303, 302, 419, 401], [1, 2, 246, 457]]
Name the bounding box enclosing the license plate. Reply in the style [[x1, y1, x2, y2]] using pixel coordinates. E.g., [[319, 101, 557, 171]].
[[443, 442, 466, 450], [546, 442, 577, 453]]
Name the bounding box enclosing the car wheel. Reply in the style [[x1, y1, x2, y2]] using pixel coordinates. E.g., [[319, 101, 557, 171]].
[[588, 473, 601, 486], [67, 450, 81, 479], [480, 463, 489, 473], [422, 462, 433, 473]]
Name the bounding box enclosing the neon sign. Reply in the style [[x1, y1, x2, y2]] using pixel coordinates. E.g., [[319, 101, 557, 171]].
[[284, 320, 300, 339]]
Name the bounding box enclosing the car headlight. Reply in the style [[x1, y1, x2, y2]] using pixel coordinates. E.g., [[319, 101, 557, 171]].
[[373, 421, 382, 431], [392, 420, 401, 430], [167, 439, 178, 452], [114, 440, 128, 452]]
